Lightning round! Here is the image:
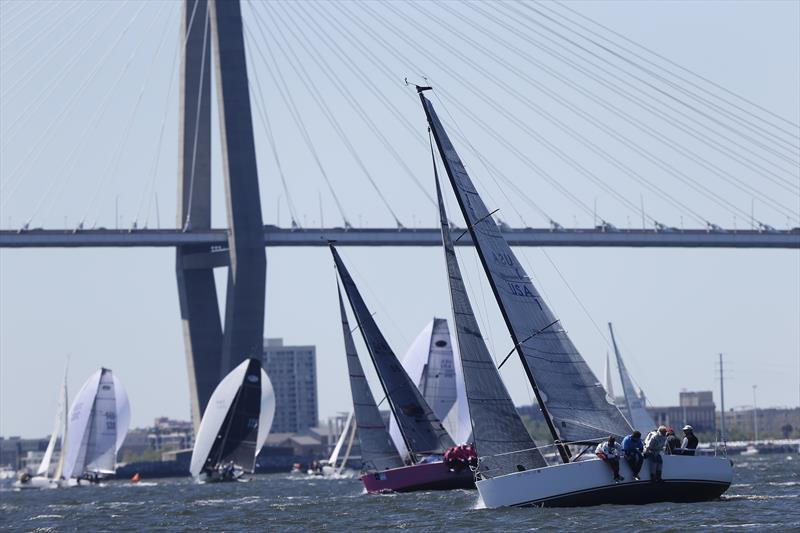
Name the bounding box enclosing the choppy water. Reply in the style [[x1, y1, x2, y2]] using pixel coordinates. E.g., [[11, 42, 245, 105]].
[[1, 454, 798, 532]]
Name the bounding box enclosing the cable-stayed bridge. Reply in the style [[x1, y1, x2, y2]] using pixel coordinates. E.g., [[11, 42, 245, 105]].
[[1, 0, 797, 428]]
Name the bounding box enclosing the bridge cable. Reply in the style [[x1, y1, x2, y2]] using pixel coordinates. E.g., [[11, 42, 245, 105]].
[[473, 1, 799, 194], [314, 0, 553, 226], [337, 2, 597, 224], [513, 3, 799, 166], [0, 0, 136, 207], [252, 1, 403, 228], [438, 1, 800, 220], [286, 0, 438, 210], [243, 15, 352, 227], [547, 0, 800, 134], [244, 30, 301, 228], [389, 1, 769, 225]]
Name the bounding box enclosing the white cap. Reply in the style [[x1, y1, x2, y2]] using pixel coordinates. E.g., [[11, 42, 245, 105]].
[[682, 425, 693, 431]]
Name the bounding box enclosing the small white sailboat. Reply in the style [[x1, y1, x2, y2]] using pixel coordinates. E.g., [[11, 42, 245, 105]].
[[14, 365, 69, 490], [320, 413, 358, 478], [62, 367, 130, 484], [419, 86, 732, 507], [190, 358, 276, 483]]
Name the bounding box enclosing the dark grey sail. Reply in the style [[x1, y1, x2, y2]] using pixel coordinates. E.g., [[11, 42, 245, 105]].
[[331, 245, 455, 460], [337, 285, 405, 472], [434, 158, 548, 477], [420, 91, 631, 458]]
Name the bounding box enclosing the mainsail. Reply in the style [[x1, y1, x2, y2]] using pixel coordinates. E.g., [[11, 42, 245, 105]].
[[190, 358, 275, 477], [434, 159, 547, 477], [37, 366, 68, 477], [336, 285, 404, 472], [608, 323, 657, 432], [420, 90, 631, 459], [62, 368, 130, 479], [332, 246, 455, 460]]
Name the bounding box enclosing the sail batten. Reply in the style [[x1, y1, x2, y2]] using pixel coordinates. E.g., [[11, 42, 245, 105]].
[[336, 285, 405, 472], [433, 152, 547, 477], [332, 246, 455, 459], [420, 92, 631, 456]]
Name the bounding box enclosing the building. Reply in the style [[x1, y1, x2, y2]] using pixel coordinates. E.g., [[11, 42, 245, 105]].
[[262, 338, 318, 433], [719, 407, 800, 440], [647, 391, 717, 434], [0, 437, 50, 470]]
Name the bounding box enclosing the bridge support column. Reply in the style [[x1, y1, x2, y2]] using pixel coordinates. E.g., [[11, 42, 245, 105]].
[[209, 0, 266, 376], [176, 0, 222, 430]]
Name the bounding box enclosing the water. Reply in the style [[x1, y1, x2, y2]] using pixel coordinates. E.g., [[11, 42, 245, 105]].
[[1, 455, 798, 532]]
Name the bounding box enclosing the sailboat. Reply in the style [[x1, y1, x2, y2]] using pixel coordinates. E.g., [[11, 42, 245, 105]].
[[320, 412, 358, 478], [608, 322, 658, 433], [14, 365, 69, 490], [419, 86, 732, 507], [334, 285, 406, 483], [190, 358, 276, 483], [62, 367, 130, 484], [389, 318, 471, 458], [332, 249, 474, 492]]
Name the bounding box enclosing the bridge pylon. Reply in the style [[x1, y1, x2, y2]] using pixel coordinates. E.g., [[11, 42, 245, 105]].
[[176, 0, 265, 430]]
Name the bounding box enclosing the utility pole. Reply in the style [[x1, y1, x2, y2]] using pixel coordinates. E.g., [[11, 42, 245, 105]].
[[719, 353, 727, 445], [752, 385, 758, 442]]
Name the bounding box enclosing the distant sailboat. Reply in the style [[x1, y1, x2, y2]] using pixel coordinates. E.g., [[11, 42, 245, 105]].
[[418, 86, 732, 507], [608, 322, 657, 433], [390, 318, 471, 457], [320, 412, 358, 478], [604, 352, 616, 403], [62, 367, 130, 483], [332, 247, 474, 492], [190, 358, 275, 483], [14, 364, 69, 490]]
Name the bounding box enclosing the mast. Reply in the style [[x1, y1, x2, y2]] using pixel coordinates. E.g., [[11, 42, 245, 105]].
[[719, 353, 727, 445], [419, 87, 570, 463]]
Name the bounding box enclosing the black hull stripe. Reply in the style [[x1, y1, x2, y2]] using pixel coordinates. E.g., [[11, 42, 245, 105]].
[[506, 479, 731, 508]]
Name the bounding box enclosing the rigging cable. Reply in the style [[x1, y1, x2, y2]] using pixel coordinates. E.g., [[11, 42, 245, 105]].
[[243, 14, 351, 227]]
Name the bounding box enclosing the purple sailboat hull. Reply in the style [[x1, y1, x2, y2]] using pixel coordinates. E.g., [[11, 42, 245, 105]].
[[361, 460, 475, 493]]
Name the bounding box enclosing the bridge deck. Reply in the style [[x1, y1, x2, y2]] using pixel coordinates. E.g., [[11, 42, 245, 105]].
[[1, 226, 797, 248]]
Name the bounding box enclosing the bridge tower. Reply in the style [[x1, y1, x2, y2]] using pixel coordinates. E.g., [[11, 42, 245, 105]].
[[176, 0, 265, 430]]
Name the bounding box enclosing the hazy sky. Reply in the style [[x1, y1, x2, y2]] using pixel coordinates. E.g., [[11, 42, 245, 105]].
[[1, 0, 798, 437]]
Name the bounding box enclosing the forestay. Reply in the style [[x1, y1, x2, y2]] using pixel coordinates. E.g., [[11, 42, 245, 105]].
[[435, 163, 548, 477], [609, 323, 657, 433], [336, 286, 404, 472], [332, 246, 455, 459], [421, 92, 632, 447]]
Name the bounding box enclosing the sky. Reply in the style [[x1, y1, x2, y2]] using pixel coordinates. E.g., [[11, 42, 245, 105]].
[[0, 0, 798, 437]]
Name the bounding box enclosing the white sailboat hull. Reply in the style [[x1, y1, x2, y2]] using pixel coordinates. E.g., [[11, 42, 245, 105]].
[[477, 455, 732, 508]]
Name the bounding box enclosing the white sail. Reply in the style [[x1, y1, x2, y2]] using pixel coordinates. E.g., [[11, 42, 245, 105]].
[[53, 370, 69, 481], [609, 323, 657, 433], [328, 412, 354, 467], [604, 352, 615, 403], [255, 368, 276, 456], [84, 370, 119, 473], [37, 367, 68, 477], [62, 369, 102, 479], [390, 318, 470, 455], [190, 360, 249, 478]]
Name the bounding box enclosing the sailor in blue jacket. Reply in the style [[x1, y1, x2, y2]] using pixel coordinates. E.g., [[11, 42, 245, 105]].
[[622, 431, 645, 481]]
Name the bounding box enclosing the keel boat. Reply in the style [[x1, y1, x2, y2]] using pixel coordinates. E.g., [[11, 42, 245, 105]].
[[419, 86, 732, 507]]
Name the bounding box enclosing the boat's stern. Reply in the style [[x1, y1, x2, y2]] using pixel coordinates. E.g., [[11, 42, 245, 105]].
[[361, 461, 474, 493]]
